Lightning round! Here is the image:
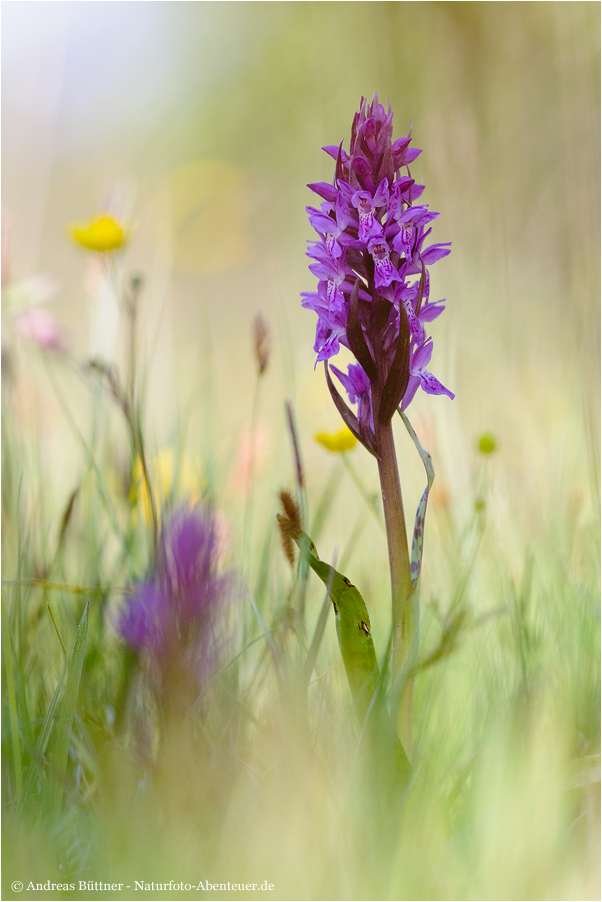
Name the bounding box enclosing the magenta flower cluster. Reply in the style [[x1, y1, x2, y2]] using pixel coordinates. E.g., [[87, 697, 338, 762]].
[[302, 94, 454, 452], [119, 506, 230, 683]]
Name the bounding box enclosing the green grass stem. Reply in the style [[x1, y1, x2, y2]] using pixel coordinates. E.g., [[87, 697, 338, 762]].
[[47, 602, 89, 821]]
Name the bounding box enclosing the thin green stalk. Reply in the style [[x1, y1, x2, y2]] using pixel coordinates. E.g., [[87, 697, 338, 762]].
[[301, 551, 337, 687], [120, 272, 159, 554], [287, 400, 310, 644], [341, 453, 384, 531], [375, 418, 413, 757], [1, 578, 125, 596], [48, 602, 89, 821], [125, 277, 142, 414], [309, 459, 344, 540], [132, 419, 159, 554], [23, 597, 71, 806], [1, 593, 23, 802], [44, 358, 127, 548], [100, 263, 158, 553], [241, 374, 262, 578]]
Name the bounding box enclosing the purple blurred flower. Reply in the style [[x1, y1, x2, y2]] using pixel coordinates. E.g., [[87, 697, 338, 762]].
[[119, 506, 231, 683], [303, 94, 454, 453]]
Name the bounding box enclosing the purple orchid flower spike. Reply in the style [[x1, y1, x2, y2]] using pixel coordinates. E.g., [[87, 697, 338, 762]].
[[301, 94, 455, 759], [302, 93, 453, 453]]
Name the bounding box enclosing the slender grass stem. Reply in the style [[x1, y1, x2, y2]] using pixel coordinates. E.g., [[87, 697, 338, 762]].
[[132, 419, 159, 554], [92, 264, 158, 554], [341, 453, 384, 531], [48, 602, 89, 821], [287, 400, 309, 644], [125, 278, 140, 414], [309, 460, 344, 540], [1, 578, 129, 596], [44, 359, 127, 548], [1, 594, 23, 802], [241, 375, 262, 579]]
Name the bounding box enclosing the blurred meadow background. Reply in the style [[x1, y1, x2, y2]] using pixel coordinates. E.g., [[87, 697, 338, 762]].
[[2, 3, 600, 900]]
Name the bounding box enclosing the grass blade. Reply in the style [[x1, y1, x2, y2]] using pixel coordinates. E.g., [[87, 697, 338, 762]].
[[1, 592, 23, 802], [302, 556, 337, 687], [48, 602, 89, 821], [20, 661, 67, 812], [247, 590, 283, 684]]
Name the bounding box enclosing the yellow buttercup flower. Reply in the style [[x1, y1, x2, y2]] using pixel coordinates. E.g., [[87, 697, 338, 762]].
[[69, 214, 128, 252], [314, 426, 357, 453], [131, 449, 203, 525]]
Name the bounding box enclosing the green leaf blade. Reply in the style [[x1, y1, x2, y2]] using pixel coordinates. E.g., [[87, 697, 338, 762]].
[[296, 534, 379, 722], [48, 602, 89, 821]]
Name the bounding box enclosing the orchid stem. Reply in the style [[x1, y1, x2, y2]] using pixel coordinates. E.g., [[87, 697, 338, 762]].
[[376, 417, 413, 759]]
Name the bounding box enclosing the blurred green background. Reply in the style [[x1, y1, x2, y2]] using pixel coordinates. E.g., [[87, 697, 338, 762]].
[[2, 3, 600, 899]]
